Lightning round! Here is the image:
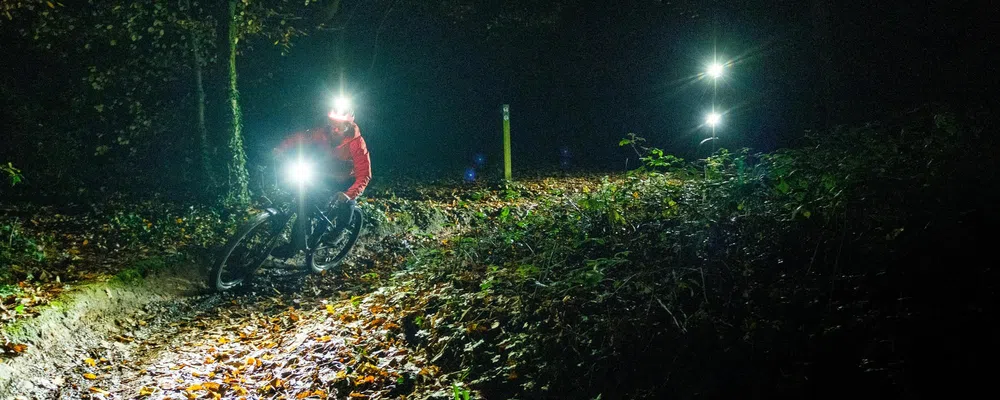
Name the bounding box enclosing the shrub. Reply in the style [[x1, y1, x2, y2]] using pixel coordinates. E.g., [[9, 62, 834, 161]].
[[397, 109, 999, 398]]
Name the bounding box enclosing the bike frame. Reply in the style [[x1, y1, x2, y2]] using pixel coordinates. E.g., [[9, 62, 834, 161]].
[[267, 155, 357, 256], [275, 188, 357, 256]]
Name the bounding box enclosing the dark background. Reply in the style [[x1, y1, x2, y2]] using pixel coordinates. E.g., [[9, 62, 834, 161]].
[[2, 0, 997, 191], [238, 0, 997, 175]]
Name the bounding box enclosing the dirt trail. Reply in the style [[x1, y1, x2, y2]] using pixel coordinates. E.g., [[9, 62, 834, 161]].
[[3, 216, 463, 399], [2, 257, 432, 399], [1, 182, 529, 399], [0, 259, 221, 399]]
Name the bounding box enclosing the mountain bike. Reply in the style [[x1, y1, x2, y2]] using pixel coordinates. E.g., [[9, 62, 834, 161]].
[[209, 156, 364, 291]]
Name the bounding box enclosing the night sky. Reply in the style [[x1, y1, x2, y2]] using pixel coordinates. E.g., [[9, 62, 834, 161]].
[[233, 0, 997, 177], [4, 0, 997, 179]]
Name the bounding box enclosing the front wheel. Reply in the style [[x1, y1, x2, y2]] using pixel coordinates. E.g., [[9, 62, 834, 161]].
[[210, 211, 284, 291], [307, 208, 364, 273]]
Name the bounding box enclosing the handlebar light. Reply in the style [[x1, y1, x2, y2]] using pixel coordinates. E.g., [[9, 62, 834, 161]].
[[286, 159, 315, 186]]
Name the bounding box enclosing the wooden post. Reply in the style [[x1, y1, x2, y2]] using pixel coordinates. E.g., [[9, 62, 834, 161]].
[[503, 104, 511, 181]]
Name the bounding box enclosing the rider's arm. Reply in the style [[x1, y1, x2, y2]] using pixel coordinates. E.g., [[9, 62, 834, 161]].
[[344, 136, 371, 200], [274, 132, 310, 156]]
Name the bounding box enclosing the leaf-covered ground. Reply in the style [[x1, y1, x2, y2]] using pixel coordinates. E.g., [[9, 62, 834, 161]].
[[2, 175, 613, 399]]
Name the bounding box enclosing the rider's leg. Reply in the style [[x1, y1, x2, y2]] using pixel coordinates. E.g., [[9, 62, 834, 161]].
[[328, 181, 355, 235], [337, 199, 355, 226], [323, 198, 355, 241]]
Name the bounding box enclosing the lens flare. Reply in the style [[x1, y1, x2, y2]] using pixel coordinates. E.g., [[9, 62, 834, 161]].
[[707, 63, 724, 79], [706, 112, 722, 127], [286, 160, 315, 185]]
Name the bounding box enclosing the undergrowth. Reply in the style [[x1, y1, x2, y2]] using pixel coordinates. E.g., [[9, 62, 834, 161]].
[[386, 108, 998, 398]]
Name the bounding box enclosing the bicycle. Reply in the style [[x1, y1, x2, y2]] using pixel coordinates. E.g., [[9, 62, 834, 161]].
[[209, 156, 365, 292]]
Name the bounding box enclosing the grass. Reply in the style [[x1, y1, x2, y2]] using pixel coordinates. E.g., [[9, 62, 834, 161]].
[[109, 254, 183, 286]]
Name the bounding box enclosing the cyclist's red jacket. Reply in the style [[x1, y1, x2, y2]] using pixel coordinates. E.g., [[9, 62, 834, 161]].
[[277, 123, 372, 200]]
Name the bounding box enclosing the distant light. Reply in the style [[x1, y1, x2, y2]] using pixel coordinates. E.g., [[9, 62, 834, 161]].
[[706, 112, 722, 127], [464, 168, 477, 182], [707, 63, 724, 79]]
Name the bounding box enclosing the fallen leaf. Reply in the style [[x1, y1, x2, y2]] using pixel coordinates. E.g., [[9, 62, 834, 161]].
[[6, 343, 28, 353], [139, 386, 156, 396], [88, 387, 109, 394], [84, 358, 97, 366], [83, 373, 98, 380], [231, 385, 249, 396]]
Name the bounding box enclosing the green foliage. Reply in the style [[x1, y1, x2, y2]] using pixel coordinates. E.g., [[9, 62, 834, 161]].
[[0, 220, 47, 283], [452, 383, 471, 400], [394, 109, 997, 398], [0, 284, 20, 298], [1, 0, 327, 198], [110, 255, 179, 285], [0, 1, 223, 194], [1, 162, 23, 188], [621, 132, 687, 173]]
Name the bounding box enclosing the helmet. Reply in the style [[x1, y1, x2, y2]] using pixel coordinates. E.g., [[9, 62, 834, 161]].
[[328, 107, 355, 123]]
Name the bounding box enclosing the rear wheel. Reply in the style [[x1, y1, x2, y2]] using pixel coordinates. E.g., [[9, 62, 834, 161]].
[[307, 208, 364, 273], [210, 211, 284, 291]]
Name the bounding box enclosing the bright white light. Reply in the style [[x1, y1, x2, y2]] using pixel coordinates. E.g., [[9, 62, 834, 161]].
[[707, 63, 724, 79], [706, 112, 722, 127], [333, 96, 351, 112], [286, 159, 315, 185]]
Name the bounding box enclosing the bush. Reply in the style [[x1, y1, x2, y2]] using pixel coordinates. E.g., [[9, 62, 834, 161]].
[[1, 162, 23, 192], [396, 108, 999, 398], [0, 220, 47, 284]]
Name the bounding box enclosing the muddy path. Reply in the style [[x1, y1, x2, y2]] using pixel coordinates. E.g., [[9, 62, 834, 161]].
[[1, 179, 553, 399], [0, 258, 222, 399], [3, 228, 462, 400]]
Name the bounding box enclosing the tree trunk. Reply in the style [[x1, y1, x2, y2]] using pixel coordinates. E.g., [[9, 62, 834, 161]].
[[188, 2, 212, 187], [225, 0, 250, 207]]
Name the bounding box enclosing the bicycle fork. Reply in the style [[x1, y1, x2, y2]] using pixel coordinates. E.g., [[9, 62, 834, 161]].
[[290, 205, 339, 252]]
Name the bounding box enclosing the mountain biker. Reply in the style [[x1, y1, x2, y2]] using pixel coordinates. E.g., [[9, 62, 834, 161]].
[[270, 105, 371, 258]]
